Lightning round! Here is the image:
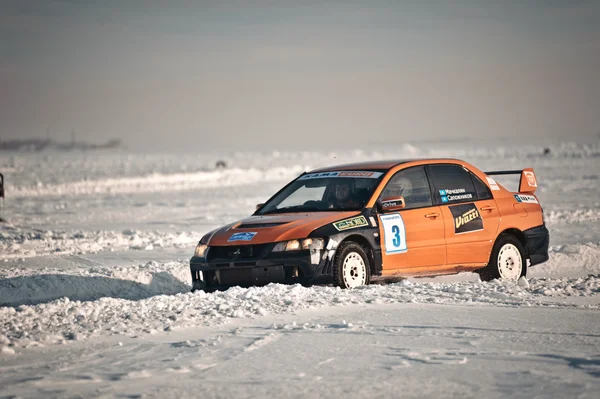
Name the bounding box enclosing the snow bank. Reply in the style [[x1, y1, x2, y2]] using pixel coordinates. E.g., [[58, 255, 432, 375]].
[[9, 166, 305, 198], [1, 270, 599, 351], [4, 141, 598, 198], [0, 261, 191, 308], [545, 209, 600, 225], [0, 228, 199, 259], [530, 243, 600, 277], [1, 242, 599, 351], [1, 140, 599, 355]]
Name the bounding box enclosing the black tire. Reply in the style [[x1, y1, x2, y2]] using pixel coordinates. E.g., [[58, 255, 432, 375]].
[[478, 234, 527, 282], [333, 241, 371, 289], [191, 280, 208, 293]]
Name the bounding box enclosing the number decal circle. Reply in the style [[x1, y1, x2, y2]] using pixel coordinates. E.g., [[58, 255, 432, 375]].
[[380, 213, 407, 254]]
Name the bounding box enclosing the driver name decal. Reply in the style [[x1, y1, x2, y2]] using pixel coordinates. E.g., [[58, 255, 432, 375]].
[[439, 188, 473, 203], [333, 215, 368, 231], [449, 203, 483, 234], [381, 199, 403, 208]]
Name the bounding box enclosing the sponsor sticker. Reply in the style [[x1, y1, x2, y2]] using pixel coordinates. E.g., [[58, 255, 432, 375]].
[[333, 215, 369, 231], [449, 203, 484, 234], [439, 189, 473, 202], [369, 216, 377, 227], [228, 232, 257, 242], [298, 171, 383, 180], [486, 176, 500, 191], [380, 213, 407, 254], [514, 194, 538, 204], [381, 198, 404, 208], [524, 171, 537, 187]]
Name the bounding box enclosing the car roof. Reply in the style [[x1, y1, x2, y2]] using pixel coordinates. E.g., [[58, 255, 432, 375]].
[[308, 158, 463, 173]]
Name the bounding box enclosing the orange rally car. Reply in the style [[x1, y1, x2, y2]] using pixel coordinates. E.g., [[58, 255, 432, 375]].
[[190, 159, 549, 291]]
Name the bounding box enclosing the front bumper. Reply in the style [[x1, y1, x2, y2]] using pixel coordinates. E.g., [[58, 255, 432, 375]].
[[524, 224, 550, 266], [190, 248, 333, 291]]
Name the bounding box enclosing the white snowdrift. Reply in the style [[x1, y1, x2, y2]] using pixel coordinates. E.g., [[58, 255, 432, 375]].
[[530, 242, 600, 277], [1, 242, 599, 351], [1, 277, 598, 350], [8, 166, 305, 198], [545, 208, 600, 225], [0, 228, 199, 259], [0, 261, 192, 307], [3, 141, 598, 199], [1, 140, 599, 358]]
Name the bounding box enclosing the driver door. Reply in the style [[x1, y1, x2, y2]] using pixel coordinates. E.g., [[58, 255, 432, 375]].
[[377, 166, 446, 273]]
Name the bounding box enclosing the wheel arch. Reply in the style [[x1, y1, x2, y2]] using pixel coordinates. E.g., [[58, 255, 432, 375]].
[[496, 228, 528, 257], [339, 234, 376, 275], [479, 228, 528, 281]]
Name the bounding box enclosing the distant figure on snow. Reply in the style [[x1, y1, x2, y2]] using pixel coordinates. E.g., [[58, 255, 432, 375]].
[[0, 172, 5, 222], [215, 160, 227, 169], [543, 147, 551, 156]]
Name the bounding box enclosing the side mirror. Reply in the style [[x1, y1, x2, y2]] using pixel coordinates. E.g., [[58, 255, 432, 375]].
[[378, 196, 405, 212], [255, 203, 264, 210]]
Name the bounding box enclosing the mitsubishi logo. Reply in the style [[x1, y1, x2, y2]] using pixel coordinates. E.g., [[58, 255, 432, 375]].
[[233, 248, 241, 256]]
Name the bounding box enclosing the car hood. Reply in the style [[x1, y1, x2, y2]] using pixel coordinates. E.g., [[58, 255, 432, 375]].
[[208, 211, 360, 246]]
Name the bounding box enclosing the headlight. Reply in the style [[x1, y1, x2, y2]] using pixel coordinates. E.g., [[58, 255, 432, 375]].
[[272, 238, 324, 252], [272, 240, 300, 252], [194, 243, 208, 258], [301, 238, 324, 250]]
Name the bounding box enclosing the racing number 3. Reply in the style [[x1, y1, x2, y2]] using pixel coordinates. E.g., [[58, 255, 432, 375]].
[[391, 225, 402, 247], [380, 213, 407, 254]]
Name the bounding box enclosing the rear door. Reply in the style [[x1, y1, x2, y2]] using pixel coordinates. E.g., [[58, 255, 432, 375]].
[[377, 166, 446, 271], [427, 164, 501, 266]]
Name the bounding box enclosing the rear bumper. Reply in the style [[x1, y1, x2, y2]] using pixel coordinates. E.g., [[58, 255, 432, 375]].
[[190, 250, 333, 291], [524, 224, 550, 266]]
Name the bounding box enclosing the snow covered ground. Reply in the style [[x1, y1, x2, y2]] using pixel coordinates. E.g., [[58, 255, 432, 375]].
[[0, 139, 599, 398]]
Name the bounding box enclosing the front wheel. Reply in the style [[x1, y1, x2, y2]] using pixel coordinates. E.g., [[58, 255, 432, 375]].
[[333, 241, 371, 289], [191, 279, 209, 293], [479, 234, 527, 282]]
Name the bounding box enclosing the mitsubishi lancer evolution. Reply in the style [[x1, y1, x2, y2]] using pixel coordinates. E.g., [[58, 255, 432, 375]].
[[190, 159, 549, 291]]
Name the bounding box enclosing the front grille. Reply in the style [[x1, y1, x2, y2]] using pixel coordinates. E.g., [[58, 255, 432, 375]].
[[234, 261, 258, 267], [207, 244, 271, 261]]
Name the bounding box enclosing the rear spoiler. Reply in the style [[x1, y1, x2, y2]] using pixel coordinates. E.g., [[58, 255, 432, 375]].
[[485, 168, 537, 194]]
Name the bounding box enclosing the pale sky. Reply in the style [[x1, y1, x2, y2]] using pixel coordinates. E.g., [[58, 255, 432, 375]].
[[1, 0, 599, 151]]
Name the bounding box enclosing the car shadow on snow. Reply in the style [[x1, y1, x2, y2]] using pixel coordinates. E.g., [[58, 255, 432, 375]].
[[0, 272, 191, 307]]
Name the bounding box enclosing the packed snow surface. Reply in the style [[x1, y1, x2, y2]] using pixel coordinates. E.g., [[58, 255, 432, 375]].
[[1, 139, 599, 398]]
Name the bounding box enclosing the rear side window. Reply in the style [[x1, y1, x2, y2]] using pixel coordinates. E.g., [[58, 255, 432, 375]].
[[471, 173, 492, 200], [428, 164, 477, 205], [380, 166, 432, 210]]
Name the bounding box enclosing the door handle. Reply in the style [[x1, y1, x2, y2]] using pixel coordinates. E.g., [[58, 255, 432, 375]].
[[424, 212, 440, 218], [479, 206, 496, 211]]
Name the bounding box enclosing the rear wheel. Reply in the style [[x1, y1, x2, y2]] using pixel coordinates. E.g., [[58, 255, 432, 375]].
[[333, 241, 371, 289], [479, 234, 527, 282]]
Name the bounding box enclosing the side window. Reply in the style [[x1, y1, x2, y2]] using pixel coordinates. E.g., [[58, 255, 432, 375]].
[[471, 173, 492, 200], [428, 164, 477, 205], [380, 166, 432, 210]]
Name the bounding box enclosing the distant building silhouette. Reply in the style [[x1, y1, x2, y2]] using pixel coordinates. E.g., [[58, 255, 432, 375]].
[[0, 138, 123, 152]]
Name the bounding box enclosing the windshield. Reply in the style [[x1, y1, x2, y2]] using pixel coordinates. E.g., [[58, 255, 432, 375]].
[[257, 170, 385, 214]]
